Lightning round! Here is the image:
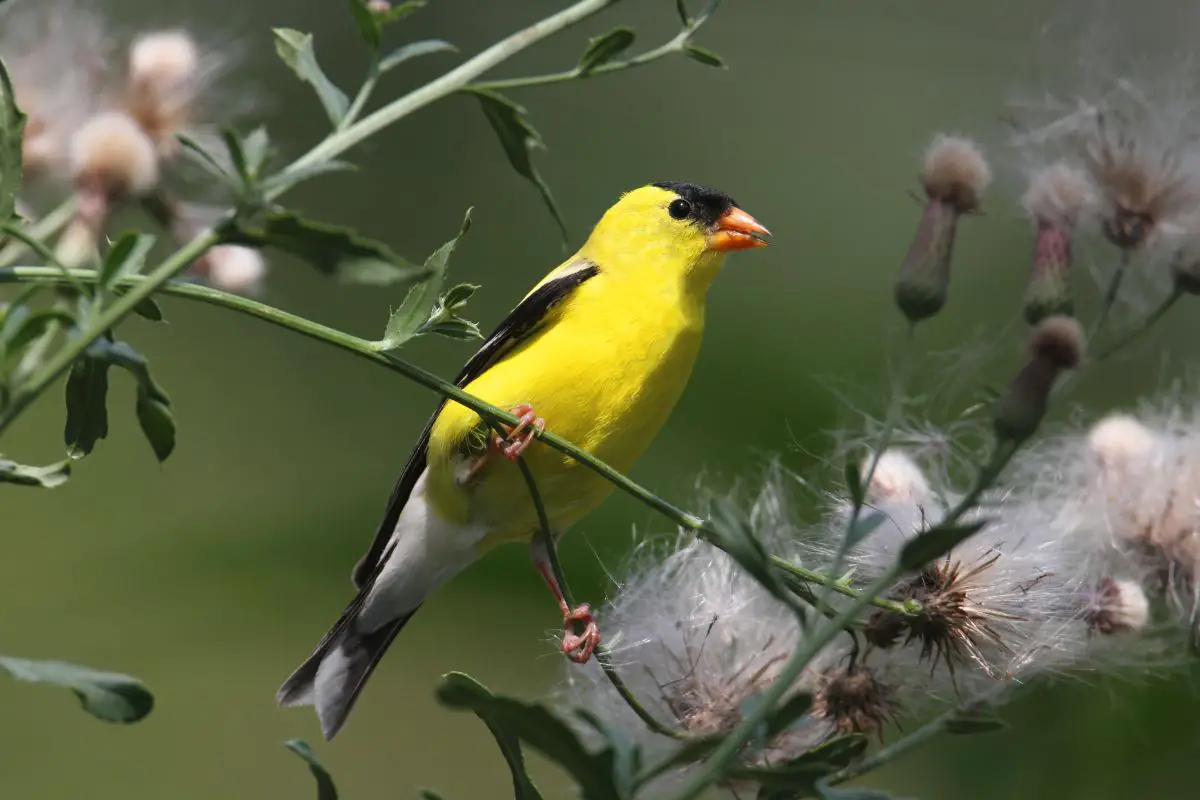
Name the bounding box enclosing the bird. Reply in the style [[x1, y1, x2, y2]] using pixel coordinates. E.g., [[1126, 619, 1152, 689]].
[[277, 181, 771, 740]]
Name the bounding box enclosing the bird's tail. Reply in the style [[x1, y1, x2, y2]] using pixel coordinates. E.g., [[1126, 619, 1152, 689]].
[[277, 593, 422, 741]]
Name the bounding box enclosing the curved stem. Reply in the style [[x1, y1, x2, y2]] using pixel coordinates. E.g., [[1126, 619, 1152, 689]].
[[0, 197, 77, 268], [0, 266, 912, 621], [469, 31, 689, 91], [0, 231, 219, 436], [1094, 289, 1182, 362], [277, 0, 621, 186], [1087, 249, 1132, 347]]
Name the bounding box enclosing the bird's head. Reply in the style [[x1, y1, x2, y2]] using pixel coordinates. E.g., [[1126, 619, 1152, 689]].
[[581, 182, 770, 287]]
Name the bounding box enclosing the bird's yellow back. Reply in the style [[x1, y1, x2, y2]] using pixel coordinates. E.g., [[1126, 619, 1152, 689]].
[[426, 185, 731, 546]]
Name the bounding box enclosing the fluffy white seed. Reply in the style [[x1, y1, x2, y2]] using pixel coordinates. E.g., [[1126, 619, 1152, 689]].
[[1087, 414, 1158, 468], [863, 449, 931, 506], [207, 246, 266, 295], [69, 111, 160, 195], [129, 30, 199, 94], [1022, 162, 1096, 225]]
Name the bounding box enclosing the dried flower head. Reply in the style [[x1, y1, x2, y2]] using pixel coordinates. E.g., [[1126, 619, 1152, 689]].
[[1087, 413, 1158, 469], [923, 135, 992, 212], [895, 135, 990, 323], [124, 29, 219, 156], [69, 111, 160, 198], [1084, 577, 1151, 635], [811, 664, 899, 739], [994, 315, 1085, 443], [1021, 161, 1096, 226], [1022, 163, 1095, 323]]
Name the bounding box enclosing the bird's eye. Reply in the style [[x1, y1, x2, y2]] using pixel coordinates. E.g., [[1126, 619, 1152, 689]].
[[668, 198, 691, 220]]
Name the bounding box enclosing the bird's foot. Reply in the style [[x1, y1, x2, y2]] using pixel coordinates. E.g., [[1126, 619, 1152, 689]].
[[561, 603, 601, 664], [492, 403, 546, 461]]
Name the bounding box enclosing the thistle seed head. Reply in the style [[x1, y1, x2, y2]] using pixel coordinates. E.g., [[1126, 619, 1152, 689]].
[[69, 111, 160, 197], [922, 134, 991, 212], [1084, 577, 1151, 635]]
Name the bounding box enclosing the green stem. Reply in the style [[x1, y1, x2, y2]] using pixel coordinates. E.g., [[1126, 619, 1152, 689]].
[[0, 223, 87, 297], [1094, 288, 1182, 362], [340, 68, 380, 130], [0, 231, 219, 436], [501, 436, 685, 741], [276, 0, 622, 188], [470, 30, 689, 91], [670, 437, 1018, 800], [0, 197, 77, 268], [0, 267, 912, 622], [1087, 249, 1131, 347]]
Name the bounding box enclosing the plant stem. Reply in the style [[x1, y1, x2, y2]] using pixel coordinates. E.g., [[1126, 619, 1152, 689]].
[[277, 0, 622, 186], [340, 68, 380, 130], [1087, 249, 1131, 347], [1094, 289, 1183, 362], [502, 437, 685, 741], [0, 230, 219, 436], [0, 267, 912, 620], [0, 197, 77, 268], [470, 30, 690, 91]]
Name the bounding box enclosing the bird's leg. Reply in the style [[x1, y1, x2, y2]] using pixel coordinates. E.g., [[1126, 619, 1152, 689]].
[[530, 534, 601, 664], [493, 402, 546, 461]]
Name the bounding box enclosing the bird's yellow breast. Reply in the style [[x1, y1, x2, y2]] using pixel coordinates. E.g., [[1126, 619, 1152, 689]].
[[425, 263, 711, 548]]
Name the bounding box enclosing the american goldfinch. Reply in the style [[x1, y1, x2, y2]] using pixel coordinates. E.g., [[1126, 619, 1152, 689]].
[[278, 181, 771, 739]]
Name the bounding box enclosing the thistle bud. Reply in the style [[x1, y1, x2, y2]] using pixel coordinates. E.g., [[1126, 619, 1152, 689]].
[[1021, 163, 1094, 324], [895, 135, 991, 323], [1084, 578, 1150, 635], [993, 315, 1084, 443]]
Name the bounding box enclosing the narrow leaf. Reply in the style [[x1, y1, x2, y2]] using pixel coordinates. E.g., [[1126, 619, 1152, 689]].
[[273, 29, 349, 126], [417, 282, 482, 341], [63, 350, 111, 458], [0, 457, 71, 488], [378, 39, 457, 73], [377, 0, 427, 24], [240, 126, 273, 180], [227, 212, 428, 286], [732, 735, 868, 797], [102, 340, 176, 463], [465, 89, 567, 244], [576, 709, 641, 797], [675, 0, 691, 25], [380, 209, 472, 350], [847, 510, 886, 548], [436, 673, 545, 800], [898, 520, 990, 572], [578, 28, 635, 75], [438, 672, 622, 800], [349, 0, 382, 53], [0, 58, 26, 222], [99, 232, 155, 290], [5, 308, 75, 354], [177, 133, 238, 185], [844, 457, 865, 507], [708, 498, 790, 603], [132, 296, 165, 322], [284, 739, 338, 800], [682, 43, 726, 68], [0, 655, 153, 723]]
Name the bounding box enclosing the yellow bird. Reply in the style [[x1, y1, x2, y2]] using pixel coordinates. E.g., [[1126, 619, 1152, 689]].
[[277, 182, 771, 739]]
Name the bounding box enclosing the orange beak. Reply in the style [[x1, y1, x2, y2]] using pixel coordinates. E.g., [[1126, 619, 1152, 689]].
[[708, 206, 771, 251]]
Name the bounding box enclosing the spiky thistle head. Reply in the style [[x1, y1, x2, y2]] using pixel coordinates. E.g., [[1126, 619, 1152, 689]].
[[810, 663, 899, 739], [922, 135, 992, 213]]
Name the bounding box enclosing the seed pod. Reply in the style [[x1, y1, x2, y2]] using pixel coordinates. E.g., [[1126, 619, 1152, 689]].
[[993, 315, 1084, 443], [895, 135, 991, 323]]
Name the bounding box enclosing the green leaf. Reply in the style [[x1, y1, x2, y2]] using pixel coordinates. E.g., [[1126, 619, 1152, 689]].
[[844, 456, 865, 507], [731, 735, 868, 798], [707, 498, 790, 604], [943, 703, 1007, 735], [273, 29, 350, 127], [380, 209, 472, 350], [101, 340, 176, 463], [240, 126, 273, 181], [0, 655, 153, 723], [675, 0, 691, 25], [0, 457, 71, 488], [99, 232, 155, 290], [63, 348, 112, 459], [5, 308, 75, 355], [578, 27, 635, 75], [898, 520, 990, 572], [349, 0, 382, 53], [438, 672, 622, 800], [464, 89, 567, 244], [0, 58, 26, 222], [227, 212, 429, 286], [690, 0, 724, 28], [177, 133, 238, 185], [417, 282, 482, 341], [132, 296, 165, 322], [576, 709, 642, 797], [682, 43, 726, 68], [418, 791, 446, 800], [375, 0, 427, 25], [378, 39, 457, 73], [284, 739, 338, 800]]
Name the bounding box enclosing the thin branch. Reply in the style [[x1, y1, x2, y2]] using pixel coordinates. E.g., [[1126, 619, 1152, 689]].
[[0, 197, 77, 268]]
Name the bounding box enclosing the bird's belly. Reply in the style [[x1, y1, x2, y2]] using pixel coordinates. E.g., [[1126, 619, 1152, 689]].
[[437, 315, 702, 546]]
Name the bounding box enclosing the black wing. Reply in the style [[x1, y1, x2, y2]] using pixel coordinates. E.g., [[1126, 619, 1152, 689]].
[[350, 260, 600, 588]]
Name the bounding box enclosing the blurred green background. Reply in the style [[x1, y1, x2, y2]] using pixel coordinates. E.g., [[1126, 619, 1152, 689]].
[[3, 0, 1200, 797]]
